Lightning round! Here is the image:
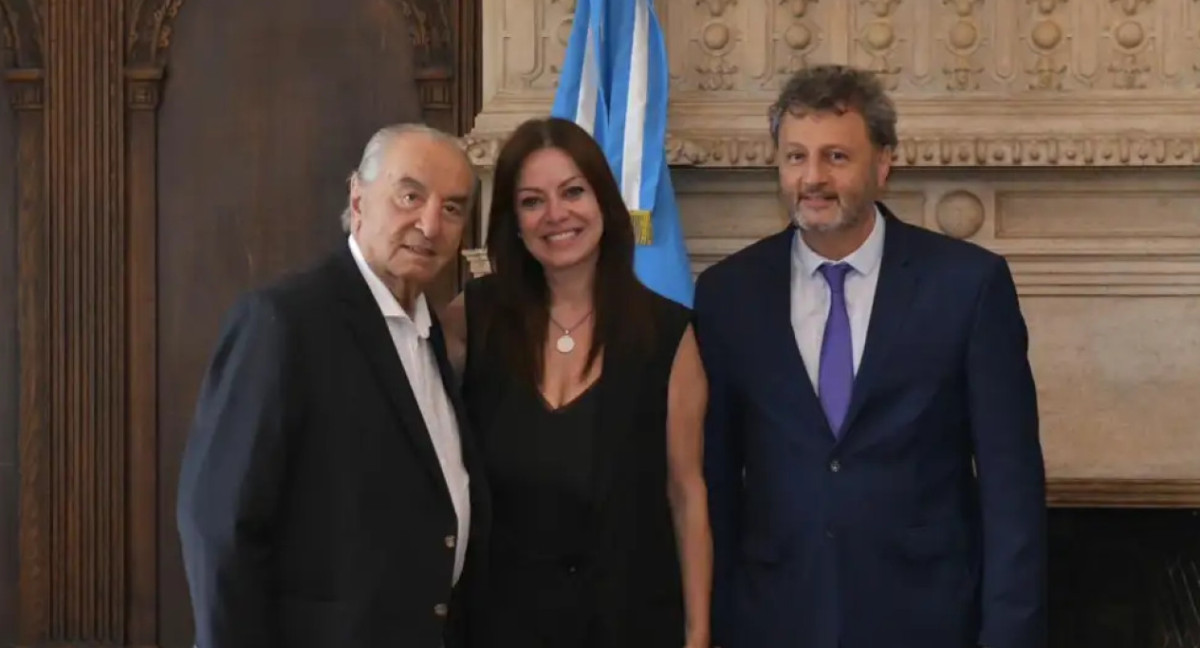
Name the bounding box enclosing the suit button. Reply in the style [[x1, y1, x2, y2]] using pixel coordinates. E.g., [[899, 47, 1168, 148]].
[[434, 603, 448, 617], [444, 535, 456, 548], [829, 459, 841, 472]]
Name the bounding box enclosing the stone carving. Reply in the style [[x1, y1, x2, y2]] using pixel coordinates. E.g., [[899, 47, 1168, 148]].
[[126, 0, 186, 66], [758, 0, 822, 85], [1024, 0, 1068, 90], [497, 0, 1200, 96], [858, 0, 903, 89], [699, 0, 738, 18], [461, 133, 503, 167], [473, 0, 1200, 166], [695, 2, 739, 91], [491, 0, 575, 91], [943, 0, 986, 90], [1106, 0, 1153, 88], [935, 190, 986, 238], [460, 131, 1200, 168]]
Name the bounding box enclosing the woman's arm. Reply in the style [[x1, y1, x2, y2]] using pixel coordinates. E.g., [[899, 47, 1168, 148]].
[[666, 324, 713, 648], [441, 292, 468, 376]]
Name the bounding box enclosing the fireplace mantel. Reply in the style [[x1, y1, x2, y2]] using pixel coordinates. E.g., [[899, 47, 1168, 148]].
[[464, 0, 1200, 508]]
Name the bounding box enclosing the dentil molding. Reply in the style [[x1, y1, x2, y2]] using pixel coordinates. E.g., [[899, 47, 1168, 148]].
[[463, 130, 1200, 168]]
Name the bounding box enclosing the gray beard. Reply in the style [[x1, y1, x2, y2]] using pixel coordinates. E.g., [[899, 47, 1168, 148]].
[[789, 200, 870, 233]]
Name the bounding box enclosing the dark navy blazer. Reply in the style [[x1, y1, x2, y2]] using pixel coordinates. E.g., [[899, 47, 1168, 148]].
[[694, 204, 1047, 648]]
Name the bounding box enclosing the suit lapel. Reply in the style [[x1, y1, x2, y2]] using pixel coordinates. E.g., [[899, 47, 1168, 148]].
[[332, 249, 452, 501], [757, 228, 833, 438], [840, 207, 921, 438]]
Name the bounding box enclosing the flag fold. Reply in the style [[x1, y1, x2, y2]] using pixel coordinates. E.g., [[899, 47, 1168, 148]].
[[552, 0, 694, 307]]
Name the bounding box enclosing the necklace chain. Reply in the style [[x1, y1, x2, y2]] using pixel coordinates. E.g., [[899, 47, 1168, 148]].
[[550, 308, 593, 334]]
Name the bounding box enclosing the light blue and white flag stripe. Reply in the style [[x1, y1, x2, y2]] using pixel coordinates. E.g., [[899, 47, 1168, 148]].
[[552, 0, 694, 307]]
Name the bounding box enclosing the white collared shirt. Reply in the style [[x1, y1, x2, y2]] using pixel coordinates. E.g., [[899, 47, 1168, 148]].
[[348, 235, 470, 586], [790, 208, 886, 391]]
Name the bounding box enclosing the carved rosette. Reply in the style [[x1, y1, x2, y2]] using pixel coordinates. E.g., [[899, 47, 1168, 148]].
[[935, 190, 985, 239], [857, 0, 903, 89], [695, 0, 739, 90], [770, 0, 822, 82], [1106, 0, 1154, 89], [1023, 0, 1068, 90], [942, 0, 985, 90]]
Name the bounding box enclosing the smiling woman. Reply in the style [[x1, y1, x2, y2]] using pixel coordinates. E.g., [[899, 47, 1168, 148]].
[[439, 116, 714, 648], [513, 147, 605, 274], [481, 117, 654, 386]]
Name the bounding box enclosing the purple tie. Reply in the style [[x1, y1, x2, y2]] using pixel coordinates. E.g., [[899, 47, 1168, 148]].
[[818, 263, 854, 437]]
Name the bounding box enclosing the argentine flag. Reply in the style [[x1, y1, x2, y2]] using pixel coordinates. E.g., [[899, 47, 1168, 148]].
[[551, 0, 694, 307]]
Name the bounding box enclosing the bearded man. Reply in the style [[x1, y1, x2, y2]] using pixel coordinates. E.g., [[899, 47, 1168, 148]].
[[693, 64, 1047, 648]]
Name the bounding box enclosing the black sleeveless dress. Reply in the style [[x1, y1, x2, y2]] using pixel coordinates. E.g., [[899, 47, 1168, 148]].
[[461, 275, 692, 648]]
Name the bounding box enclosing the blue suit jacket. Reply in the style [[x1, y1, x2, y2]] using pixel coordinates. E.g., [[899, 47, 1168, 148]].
[[694, 205, 1047, 648]]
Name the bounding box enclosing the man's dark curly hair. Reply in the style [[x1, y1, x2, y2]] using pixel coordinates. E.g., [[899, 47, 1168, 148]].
[[768, 64, 898, 151]]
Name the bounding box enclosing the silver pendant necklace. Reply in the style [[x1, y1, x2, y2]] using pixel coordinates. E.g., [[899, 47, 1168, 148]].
[[550, 308, 593, 354]]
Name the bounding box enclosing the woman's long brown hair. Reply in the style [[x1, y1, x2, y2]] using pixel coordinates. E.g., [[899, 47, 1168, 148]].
[[485, 117, 655, 387]]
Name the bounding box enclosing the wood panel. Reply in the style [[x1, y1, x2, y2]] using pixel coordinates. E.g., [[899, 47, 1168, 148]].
[[46, 1, 127, 640], [153, 2, 427, 645], [0, 48, 19, 648], [0, 0, 479, 645], [4, 0, 147, 643]]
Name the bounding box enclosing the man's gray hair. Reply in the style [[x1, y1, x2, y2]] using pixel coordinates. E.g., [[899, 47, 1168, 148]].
[[339, 123, 477, 232], [768, 64, 898, 151]]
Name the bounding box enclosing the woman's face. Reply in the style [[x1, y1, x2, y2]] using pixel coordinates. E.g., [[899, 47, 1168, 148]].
[[514, 147, 604, 272]]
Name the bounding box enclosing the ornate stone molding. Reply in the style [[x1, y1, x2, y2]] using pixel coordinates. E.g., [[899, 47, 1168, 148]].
[[462, 130, 1200, 168], [470, 0, 1200, 170]]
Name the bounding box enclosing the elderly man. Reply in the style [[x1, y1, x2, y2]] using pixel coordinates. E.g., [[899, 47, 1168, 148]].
[[177, 123, 488, 648]]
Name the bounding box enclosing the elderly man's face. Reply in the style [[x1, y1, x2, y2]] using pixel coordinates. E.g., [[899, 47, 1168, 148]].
[[349, 133, 473, 295]]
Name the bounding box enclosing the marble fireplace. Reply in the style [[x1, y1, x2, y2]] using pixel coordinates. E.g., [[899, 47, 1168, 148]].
[[461, 1, 1200, 644]]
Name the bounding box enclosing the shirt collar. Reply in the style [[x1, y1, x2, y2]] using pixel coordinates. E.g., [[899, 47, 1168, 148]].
[[348, 235, 431, 339], [795, 205, 886, 278]]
